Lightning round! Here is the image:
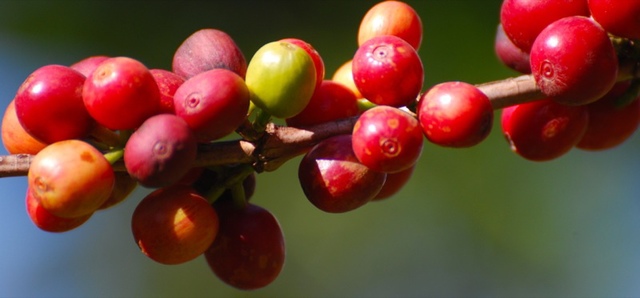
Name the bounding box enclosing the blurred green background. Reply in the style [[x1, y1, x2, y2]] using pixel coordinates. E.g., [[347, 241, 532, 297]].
[[1, 0, 639, 297]]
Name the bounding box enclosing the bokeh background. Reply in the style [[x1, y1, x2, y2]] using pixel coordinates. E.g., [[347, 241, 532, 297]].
[[1, 0, 639, 297]]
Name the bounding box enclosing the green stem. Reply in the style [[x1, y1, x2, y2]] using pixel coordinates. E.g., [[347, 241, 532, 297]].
[[357, 98, 377, 112], [103, 149, 124, 165], [252, 107, 272, 133], [229, 181, 248, 209], [204, 164, 255, 205]]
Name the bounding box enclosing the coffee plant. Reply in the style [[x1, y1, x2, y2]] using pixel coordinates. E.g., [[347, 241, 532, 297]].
[[2, 0, 640, 296]]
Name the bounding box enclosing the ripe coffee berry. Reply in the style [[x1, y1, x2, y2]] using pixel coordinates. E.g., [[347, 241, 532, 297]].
[[28, 140, 115, 218], [500, 0, 589, 53], [15, 64, 94, 144], [577, 81, 640, 151], [286, 80, 359, 128], [357, 0, 423, 50], [124, 114, 198, 188], [298, 135, 387, 213], [418, 82, 493, 148], [501, 99, 589, 161], [205, 202, 285, 290], [352, 106, 423, 173], [530, 16, 618, 106], [494, 24, 531, 74], [588, 0, 640, 40], [83, 57, 161, 130], [352, 35, 423, 107], [173, 68, 250, 141], [172, 28, 247, 79], [131, 186, 219, 265], [2, 100, 47, 155]]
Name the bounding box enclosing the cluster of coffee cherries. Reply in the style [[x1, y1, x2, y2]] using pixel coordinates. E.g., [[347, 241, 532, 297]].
[[495, 0, 640, 160], [2, 0, 640, 290]]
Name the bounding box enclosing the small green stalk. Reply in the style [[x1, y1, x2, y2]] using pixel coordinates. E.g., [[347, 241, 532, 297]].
[[103, 149, 124, 165], [252, 107, 273, 133], [204, 165, 255, 205], [357, 98, 377, 112]]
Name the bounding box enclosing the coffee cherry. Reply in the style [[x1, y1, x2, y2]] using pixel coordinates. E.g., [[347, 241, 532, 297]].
[[124, 114, 198, 188], [28, 140, 115, 218], [150, 69, 185, 114], [501, 99, 589, 161], [172, 28, 247, 79], [352, 106, 423, 173], [131, 185, 219, 265], [298, 135, 387, 213], [577, 81, 640, 151], [83, 56, 161, 130], [331, 59, 363, 99], [26, 187, 93, 233], [280, 38, 325, 92], [286, 80, 359, 128], [530, 16, 618, 106], [373, 164, 415, 201], [98, 172, 138, 210], [245, 41, 317, 119], [358, 0, 423, 50], [14, 64, 95, 144], [70, 55, 109, 77], [352, 35, 423, 107], [494, 24, 531, 74], [205, 202, 285, 290], [418, 82, 493, 148], [1, 100, 47, 155], [173, 68, 250, 141], [500, 0, 589, 53], [588, 0, 640, 40]]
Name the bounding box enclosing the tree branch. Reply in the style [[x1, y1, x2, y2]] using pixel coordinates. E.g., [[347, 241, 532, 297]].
[[4, 60, 639, 178]]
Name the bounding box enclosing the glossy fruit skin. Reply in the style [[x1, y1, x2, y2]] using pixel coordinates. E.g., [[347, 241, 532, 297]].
[[83, 56, 161, 130], [205, 202, 285, 290], [501, 99, 589, 161], [245, 41, 317, 119], [280, 38, 325, 92], [124, 114, 198, 188], [500, 0, 590, 53], [70, 55, 110, 77], [352, 106, 423, 173], [286, 80, 359, 127], [530, 16, 618, 106], [14, 64, 95, 144], [172, 28, 247, 79], [298, 135, 387, 213], [131, 186, 219, 265], [588, 0, 640, 40], [494, 24, 531, 74], [357, 0, 423, 50], [28, 140, 115, 218], [577, 82, 640, 151], [26, 187, 93, 233], [352, 35, 423, 107], [173, 68, 250, 141], [418, 82, 493, 148], [373, 164, 415, 201], [331, 59, 363, 99], [1, 100, 47, 154], [150, 69, 185, 114]]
